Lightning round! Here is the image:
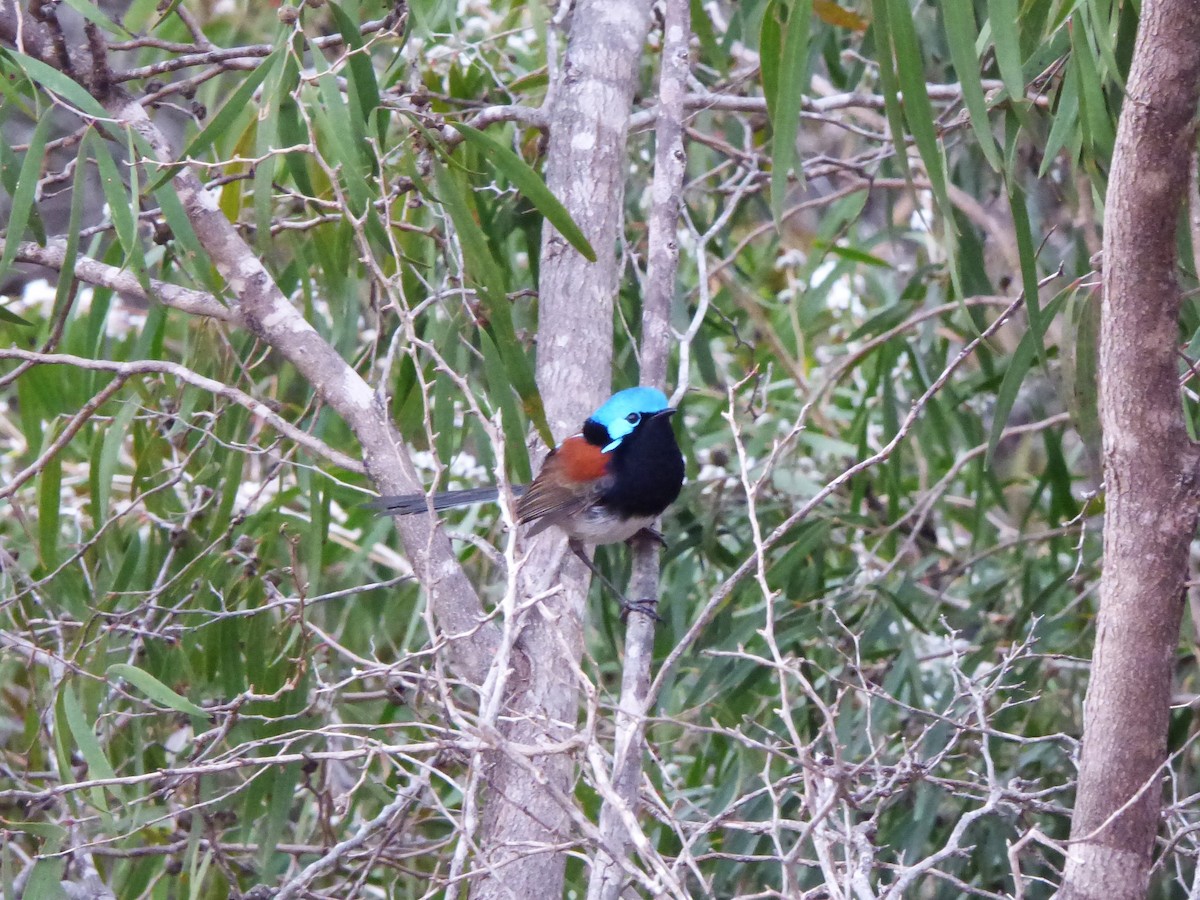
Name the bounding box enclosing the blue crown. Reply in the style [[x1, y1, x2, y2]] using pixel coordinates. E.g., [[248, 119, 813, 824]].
[[588, 387, 671, 451]]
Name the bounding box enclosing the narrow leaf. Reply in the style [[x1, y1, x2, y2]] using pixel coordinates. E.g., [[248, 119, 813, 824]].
[[886, 0, 958, 282], [329, 1, 382, 125], [37, 451, 61, 569], [1040, 60, 1080, 176], [987, 0, 1025, 103], [61, 684, 116, 813], [769, 0, 812, 224], [451, 123, 597, 261], [90, 131, 143, 269], [760, 2, 783, 123], [985, 291, 1069, 466], [60, 0, 131, 36], [868, 0, 910, 182], [432, 161, 552, 446], [1, 50, 112, 120], [107, 663, 209, 717], [941, 0, 1002, 169], [0, 304, 34, 326], [0, 113, 52, 285], [1006, 183, 1045, 363], [1070, 17, 1114, 159], [146, 49, 282, 192]]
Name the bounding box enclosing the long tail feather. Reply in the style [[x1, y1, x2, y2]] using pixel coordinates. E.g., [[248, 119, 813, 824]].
[[368, 485, 526, 515]]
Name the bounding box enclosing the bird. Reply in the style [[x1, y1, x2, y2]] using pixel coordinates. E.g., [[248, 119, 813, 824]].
[[372, 386, 685, 548]]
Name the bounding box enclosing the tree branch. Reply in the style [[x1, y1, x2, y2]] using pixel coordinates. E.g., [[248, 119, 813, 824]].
[[1062, 2, 1200, 896], [588, 0, 690, 895]]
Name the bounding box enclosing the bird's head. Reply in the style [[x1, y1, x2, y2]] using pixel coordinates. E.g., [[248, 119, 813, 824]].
[[582, 387, 675, 452]]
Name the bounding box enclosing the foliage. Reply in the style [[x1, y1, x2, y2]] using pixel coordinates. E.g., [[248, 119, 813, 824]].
[[0, 0, 1193, 897]]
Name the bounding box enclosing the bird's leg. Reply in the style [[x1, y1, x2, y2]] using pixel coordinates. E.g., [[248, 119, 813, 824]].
[[567, 539, 662, 622], [622, 528, 666, 620], [619, 596, 662, 623], [627, 526, 667, 549]]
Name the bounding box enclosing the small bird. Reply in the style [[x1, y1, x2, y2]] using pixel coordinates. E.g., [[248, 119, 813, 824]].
[[373, 387, 685, 546]]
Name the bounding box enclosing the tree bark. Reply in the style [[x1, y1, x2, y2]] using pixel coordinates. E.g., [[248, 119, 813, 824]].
[[468, 1, 653, 897], [1061, 3, 1200, 897], [588, 0, 690, 894]]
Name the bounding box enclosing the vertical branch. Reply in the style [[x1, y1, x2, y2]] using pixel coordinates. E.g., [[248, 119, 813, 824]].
[[1062, 2, 1200, 897], [470, 0, 654, 897], [588, 0, 691, 897]]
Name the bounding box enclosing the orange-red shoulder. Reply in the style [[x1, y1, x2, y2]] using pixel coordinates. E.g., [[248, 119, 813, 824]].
[[553, 435, 610, 482]]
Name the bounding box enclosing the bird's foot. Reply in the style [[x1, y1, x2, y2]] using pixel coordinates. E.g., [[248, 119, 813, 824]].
[[620, 597, 663, 623], [628, 527, 667, 550]]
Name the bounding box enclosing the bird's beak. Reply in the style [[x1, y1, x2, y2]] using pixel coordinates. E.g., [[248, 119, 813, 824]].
[[656, 408, 677, 418]]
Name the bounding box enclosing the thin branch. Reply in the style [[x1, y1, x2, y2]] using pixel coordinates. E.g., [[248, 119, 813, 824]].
[[0, 348, 365, 477]]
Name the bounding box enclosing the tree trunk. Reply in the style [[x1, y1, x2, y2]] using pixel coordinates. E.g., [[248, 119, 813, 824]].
[[468, 1, 653, 897], [1061, 3, 1200, 897]]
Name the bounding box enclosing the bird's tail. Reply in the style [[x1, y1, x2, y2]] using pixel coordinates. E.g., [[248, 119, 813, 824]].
[[368, 485, 527, 515]]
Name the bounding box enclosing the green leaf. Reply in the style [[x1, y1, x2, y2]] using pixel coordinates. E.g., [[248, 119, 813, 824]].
[[90, 131, 144, 273], [1064, 286, 1102, 469], [767, 0, 812, 224], [107, 663, 210, 717], [886, 0, 947, 202], [0, 113, 51, 285], [814, 240, 891, 268], [61, 683, 117, 813], [432, 160, 552, 447], [1040, 59, 1080, 176], [91, 394, 137, 526], [868, 0, 910, 183], [987, 0, 1025, 103], [481, 330, 534, 482], [760, 2, 783, 122], [60, 0, 131, 36], [450, 123, 597, 262], [940, 0, 1002, 169], [254, 51, 298, 254], [53, 127, 91, 321], [21, 847, 67, 900], [329, 1, 382, 127], [690, 0, 721, 63], [37, 451, 61, 569], [0, 303, 34, 326], [311, 42, 373, 214], [153, 181, 219, 291], [1006, 182, 1045, 363], [146, 48, 283, 192], [0, 50, 112, 120], [1070, 17, 1114, 160], [985, 290, 1069, 467], [886, 0, 958, 283]]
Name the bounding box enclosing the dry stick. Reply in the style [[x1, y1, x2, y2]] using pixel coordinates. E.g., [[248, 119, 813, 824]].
[[110, 16, 398, 82], [3, 239, 237, 323], [648, 275, 1052, 705], [0, 373, 129, 497], [585, 0, 691, 897], [275, 767, 434, 900], [0, 745, 446, 806], [0, 349, 363, 480]]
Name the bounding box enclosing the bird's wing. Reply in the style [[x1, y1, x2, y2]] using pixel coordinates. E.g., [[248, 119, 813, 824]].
[[517, 436, 612, 535]]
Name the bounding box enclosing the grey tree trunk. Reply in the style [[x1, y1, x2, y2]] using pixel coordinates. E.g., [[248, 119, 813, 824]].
[[468, 1, 653, 897], [1061, 3, 1200, 897]]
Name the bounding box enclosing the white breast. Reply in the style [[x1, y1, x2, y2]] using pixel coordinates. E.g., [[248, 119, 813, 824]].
[[561, 508, 656, 544]]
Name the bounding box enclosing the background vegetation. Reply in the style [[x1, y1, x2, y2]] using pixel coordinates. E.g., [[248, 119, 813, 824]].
[[0, 0, 1193, 896]]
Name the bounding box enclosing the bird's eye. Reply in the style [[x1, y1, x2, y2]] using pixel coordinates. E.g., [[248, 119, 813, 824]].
[[625, 412, 641, 425]]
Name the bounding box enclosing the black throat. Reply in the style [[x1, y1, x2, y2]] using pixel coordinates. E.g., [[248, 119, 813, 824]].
[[593, 412, 685, 519]]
